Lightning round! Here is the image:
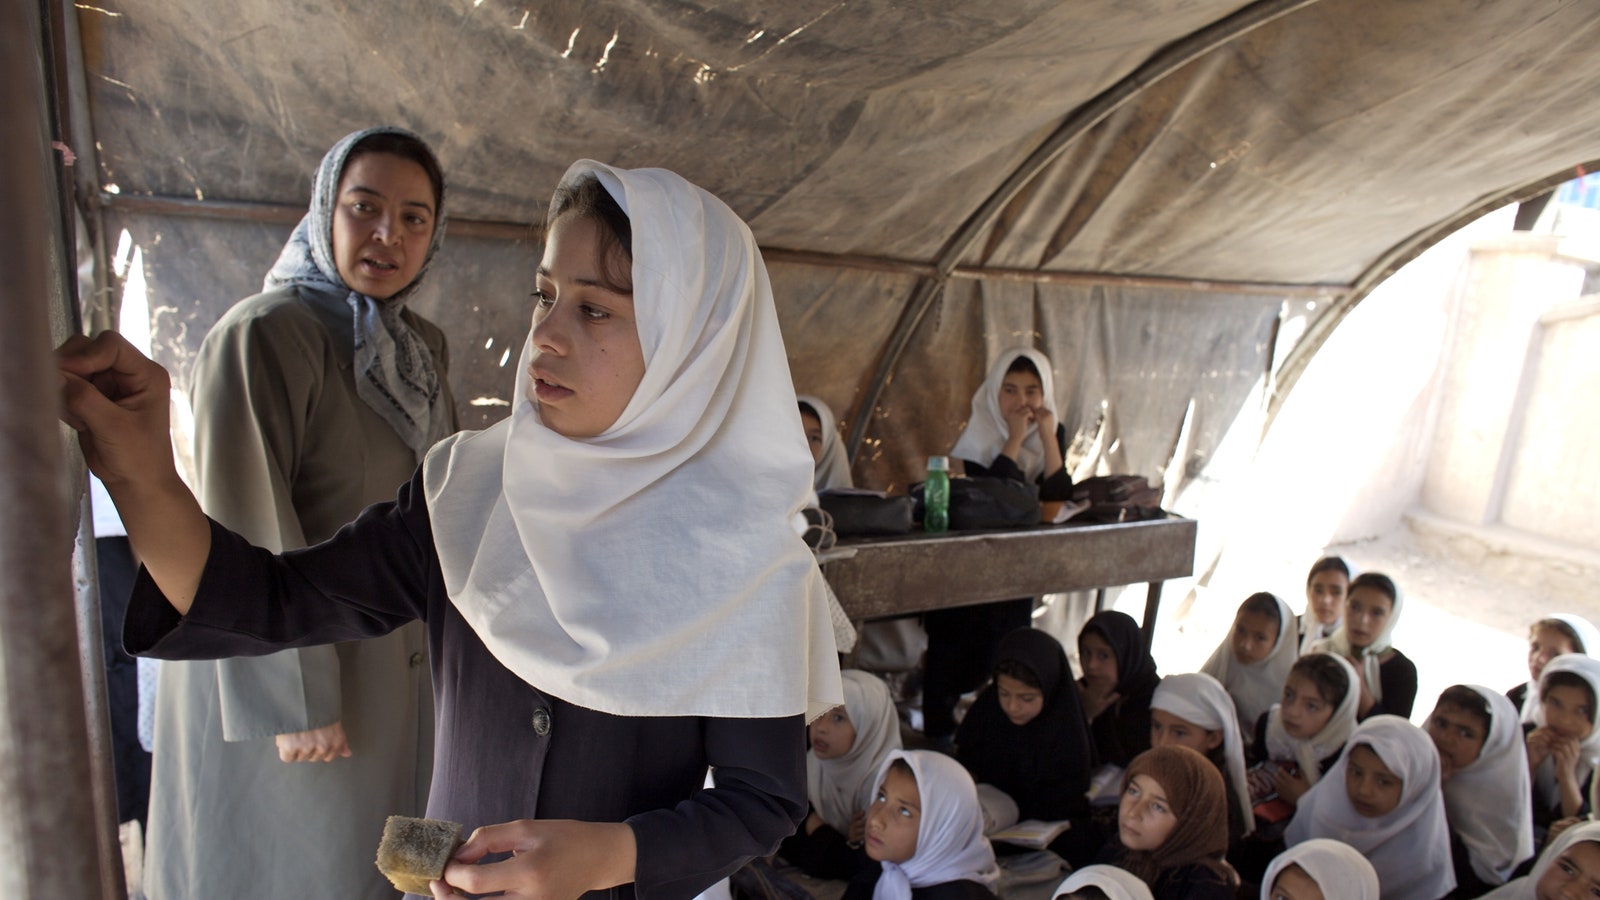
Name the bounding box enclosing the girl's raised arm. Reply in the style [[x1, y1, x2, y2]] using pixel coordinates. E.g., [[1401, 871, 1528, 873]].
[[58, 331, 209, 612]]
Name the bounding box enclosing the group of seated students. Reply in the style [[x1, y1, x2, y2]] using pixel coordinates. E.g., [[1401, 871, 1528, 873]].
[[774, 550, 1600, 900]]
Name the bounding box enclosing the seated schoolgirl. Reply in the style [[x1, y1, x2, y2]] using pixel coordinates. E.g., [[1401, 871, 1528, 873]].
[[1297, 557, 1351, 655], [1260, 838, 1380, 900], [781, 670, 903, 880], [62, 162, 844, 900], [1079, 610, 1163, 768], [844, 750, 1001, 900], [1476, 820, 1600, 900], [954, 627, 1096, 865], [1422, 685, 1533, 897], [1201, 592, 1299, 741], [797, 394, 853, 491], [1098, 745, 1240, 900], [1309, 572, 1417, 721], [1524, 653, 1600, 837], [1286, 715, 1456, 900], [923, 348, 1072, 746], [1149, 673, 1253, 845], [1052, 864, 1156, 900], [1508, 614, 1600, 719]]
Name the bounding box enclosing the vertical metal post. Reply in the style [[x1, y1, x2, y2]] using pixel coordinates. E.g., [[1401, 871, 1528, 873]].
[[0, 0, 112, 896]]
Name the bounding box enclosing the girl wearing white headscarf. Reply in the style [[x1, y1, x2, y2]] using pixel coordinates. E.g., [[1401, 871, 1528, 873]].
[[1310, 572, 1417, 721], [74, 160, 842, 900], [924, 347, 1071, 743], [846, 750, 1000, 900], [1297, 557, 1352, 655], [1260, 839, 1380, 900], [1202, 592, 1299, 742], [1423, 685, 1533, 893], [781, 670, 903, 879], [1479, 820, 1600, 900], [798, 394, 853, 491], [1527, 653, 1600, 833], [1151, 673, 1254, 841], [1285, 716, 1456, 900], [1249, 652, 1360, 803], [1053, 865, 1155, 900], [1510, 613, 1600, 723]]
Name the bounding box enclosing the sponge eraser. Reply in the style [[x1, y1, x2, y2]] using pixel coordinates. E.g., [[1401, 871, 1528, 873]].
[[375, 815, 465, 895]]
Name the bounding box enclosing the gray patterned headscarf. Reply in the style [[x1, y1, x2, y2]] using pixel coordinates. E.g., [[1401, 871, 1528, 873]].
[[264, 125, 451, 459]]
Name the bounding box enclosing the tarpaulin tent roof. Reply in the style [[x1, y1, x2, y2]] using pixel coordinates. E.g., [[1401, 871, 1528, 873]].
[[71, 0, 1600, 491]]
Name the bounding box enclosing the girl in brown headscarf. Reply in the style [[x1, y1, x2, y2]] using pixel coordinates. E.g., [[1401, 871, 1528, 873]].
[[1100, 745, 1239, 900]]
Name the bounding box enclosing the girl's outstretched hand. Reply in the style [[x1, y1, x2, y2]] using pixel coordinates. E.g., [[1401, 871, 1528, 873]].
[[57, 331, 176, 486], [431, 819, 637, 900]]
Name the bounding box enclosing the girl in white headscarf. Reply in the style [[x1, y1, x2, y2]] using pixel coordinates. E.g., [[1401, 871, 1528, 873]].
[[798, 394, 853, 491], [847, 750, 1000, 900], [1053, 865, 1155, 900], [1285, 716, 1456, 900], [1202, 592, 1300, 742], [61, 161, 843, 900], [1479, 820, 1600, 900], [1260, 839, 1380, 900], [1422, 685, 1533, 894], [1510, 614, 1600, 722], [1150, 673, 1254, 843], [1310, 572, 1417, 721], [1526, 653, 1600, 834], [1297, 557, 1351, 655], [781, 670, 903, 879]]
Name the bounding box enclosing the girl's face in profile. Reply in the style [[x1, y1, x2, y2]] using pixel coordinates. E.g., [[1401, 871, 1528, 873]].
[[1117, 774, 1178, 851], [1268, 863, 1324, 900], [1079, 631, 1118, 687], [1530, 625, 1579, 683], [1343, 586, 1393, 653], [528, 214, 646, 438], [800, 410, 824, 464], [1536, 840, 1600, 900], [1150, 708, 1222, 755], [1306, 570, 1348, 627], [1343, 744, 1403, 818], [997, 370, 1044, 419], [1231, 608, 1279, 666], [865, 766, 921, 863], [808, 705, 856, 760], [331, 152, 436, 300], [1280, 672, 1335, 740]]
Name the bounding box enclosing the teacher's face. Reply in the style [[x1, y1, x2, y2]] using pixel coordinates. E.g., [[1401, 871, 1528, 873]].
[[331, 152, 436, 300]]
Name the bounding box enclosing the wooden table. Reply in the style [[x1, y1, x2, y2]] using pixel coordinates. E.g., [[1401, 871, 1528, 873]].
[[822, 514, 1197, 648]]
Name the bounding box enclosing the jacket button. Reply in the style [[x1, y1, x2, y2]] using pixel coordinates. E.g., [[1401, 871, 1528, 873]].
[[409, 652, 424, 668], [531, 707, 551, 736]]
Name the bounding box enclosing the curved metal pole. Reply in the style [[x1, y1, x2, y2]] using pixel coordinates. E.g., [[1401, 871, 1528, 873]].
[[0, 0, 111, 895], [845, 0, 1326, 461], [1266, 155, 1600, 424]]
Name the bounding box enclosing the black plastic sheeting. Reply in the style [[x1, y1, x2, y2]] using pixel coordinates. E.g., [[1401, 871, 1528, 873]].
[[77, 0, 1600, 495]]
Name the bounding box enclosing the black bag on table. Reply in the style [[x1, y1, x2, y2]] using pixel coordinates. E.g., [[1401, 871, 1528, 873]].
[[817, 489, 915, 536], [910, 476, 1040, 530], [1069, 474, 1165, 523]]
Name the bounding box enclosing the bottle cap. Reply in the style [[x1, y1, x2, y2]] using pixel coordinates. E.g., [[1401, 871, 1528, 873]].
[[926, 456, 948, 471]]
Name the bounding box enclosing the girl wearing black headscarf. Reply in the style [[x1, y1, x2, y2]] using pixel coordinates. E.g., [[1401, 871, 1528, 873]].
[[1078, 611, 1162, 769], [957, 627, 1098, 866]]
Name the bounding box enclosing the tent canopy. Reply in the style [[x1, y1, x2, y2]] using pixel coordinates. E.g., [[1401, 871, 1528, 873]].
[[73, 0, 1600, 489]]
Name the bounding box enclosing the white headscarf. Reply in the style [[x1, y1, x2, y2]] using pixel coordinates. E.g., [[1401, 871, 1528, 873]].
[[796, 394, 853, 491], [949, 347, 1058, 482], [1479, 820, 1600, 900], [1151, 673, 1253, 838], [1529, 653, 1600, 806], [1438, 685, 1533, 886], [871, 750, 999, 900], [1260, 838, 1380, 900], [1519, 614, 1600, 725], [1264, 652, 1361, 787], [1310, 580, 1403, 703], [264, 125, 453, 460], [1286, 716, 1455, 900], [1202, 593, 1299, 740], [809, 671, 902, 832], [1052, 865, 1154, 900], [422, 161, 842, 720]]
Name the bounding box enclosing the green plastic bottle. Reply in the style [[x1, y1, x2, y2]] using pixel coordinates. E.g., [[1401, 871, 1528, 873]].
[[924, 455, 950, 533]]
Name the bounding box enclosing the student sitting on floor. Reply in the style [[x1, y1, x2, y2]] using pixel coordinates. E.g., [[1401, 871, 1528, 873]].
[[1423, 685, 1533, 897], [1098, 745, 1240, 900], [1508, 614, 1600, 720], [1477, 820, 1600, 900], [1052, 864, 1155, 900], [1524, 653, 1600, 841], [1079, 610, 1162, 769], [1296, 557, 1351, 655], [844, 750, 1000, 900], [1309, 572, 1417, 721], [1202, 591, 1299, 742], [1259, 838, 1380, 900], [1149, 673, 1253, 845]]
